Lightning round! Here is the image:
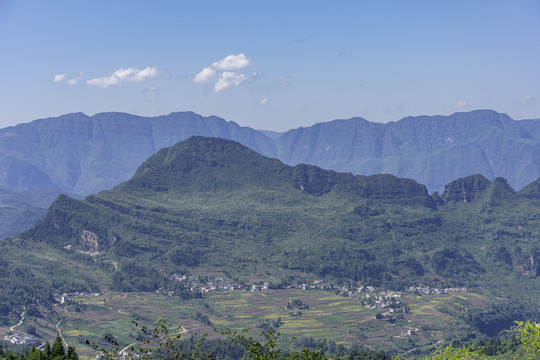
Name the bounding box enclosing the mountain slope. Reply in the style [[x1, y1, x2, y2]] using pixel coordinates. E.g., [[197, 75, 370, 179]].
[[275, 110, 540, 192], [0, 111, 275, 196], [2, 138, 539, 323], [0, 187, 57, 238], [2, 109, 540, 198], [2, 109, 540, 240], [2, 136, 540, 354]]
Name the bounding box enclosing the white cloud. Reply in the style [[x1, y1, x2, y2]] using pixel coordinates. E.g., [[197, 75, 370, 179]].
[[214, 72, 247, 92], [211, 53, 253, 71], [193, 53, 255, 92], [54, 73, 67, 83], [259, 98, 269, 105], [193, 67, 217, 84], [86, 67, 160, 88], [67, 73, 83, 86], [289, 37, 308, 45], [454, 100, 472, 108], [130, 67, 160, 82]]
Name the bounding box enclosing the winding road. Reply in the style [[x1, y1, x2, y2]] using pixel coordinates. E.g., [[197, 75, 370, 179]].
[[399, 340, 443, 358], [54, 304, 71, 348], [9, 310, 26, 332]]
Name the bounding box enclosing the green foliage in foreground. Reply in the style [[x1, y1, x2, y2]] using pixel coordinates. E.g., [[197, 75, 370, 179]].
[[416, 345, 485, 360], [506, 321, 540, 360], [82, 319, 540, 360], [0, 335, 78, 360]]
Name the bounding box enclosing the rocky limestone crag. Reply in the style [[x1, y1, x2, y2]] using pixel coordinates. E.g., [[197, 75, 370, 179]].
[[80, 230, 99, 253]]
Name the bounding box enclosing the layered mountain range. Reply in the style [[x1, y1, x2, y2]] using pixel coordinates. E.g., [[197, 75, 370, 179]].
[[2, 137, 540, 339], [2, 109, 539, 196], [1, 109, 539, 238]]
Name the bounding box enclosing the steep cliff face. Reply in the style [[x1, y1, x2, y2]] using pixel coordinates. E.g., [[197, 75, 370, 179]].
[[80, 230, 99, 253], [440, 174, 517, 204], [440, 174, 491, 203]]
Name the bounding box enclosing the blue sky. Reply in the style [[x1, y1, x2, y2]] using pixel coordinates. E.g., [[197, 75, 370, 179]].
[[1, 1, 539, 131]]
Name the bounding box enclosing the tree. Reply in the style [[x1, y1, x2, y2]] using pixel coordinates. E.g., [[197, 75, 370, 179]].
[[66, 346, 78, 360], [221, 328, 327, 360], [51, 335, 65, 359], [87, 319, 210, 360], [508, 320, 540, 360], [415, 344, 485, 360], [44, 342, 52, 359]]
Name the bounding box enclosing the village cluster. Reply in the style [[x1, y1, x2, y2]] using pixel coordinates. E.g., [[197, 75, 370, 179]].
[[4, 333, 40, 346], [169, 274, 465, 298], [5, 277, 467, 346]]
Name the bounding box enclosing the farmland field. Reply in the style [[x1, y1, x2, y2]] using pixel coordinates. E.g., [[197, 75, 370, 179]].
[[0, 288, 492, 358]]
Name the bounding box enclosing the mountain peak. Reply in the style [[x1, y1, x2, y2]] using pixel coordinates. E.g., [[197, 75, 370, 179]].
[[441, 174, 491, 203], [518, 177, 540, 200], [441, 175, 516, 204], [118, 137, 433, 208], [482, 177, 516, 204], [121, 136, 288, 193]]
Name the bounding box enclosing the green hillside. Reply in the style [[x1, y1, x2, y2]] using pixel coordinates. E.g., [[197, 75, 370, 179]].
[[1, 136, 540, 351], [0, 188, 58, 238], [2, 109, 540, 240], [14, 137, 439, 288]]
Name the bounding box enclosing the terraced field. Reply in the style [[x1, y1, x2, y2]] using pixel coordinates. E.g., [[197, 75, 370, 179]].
[[0, 288, 492, 358]]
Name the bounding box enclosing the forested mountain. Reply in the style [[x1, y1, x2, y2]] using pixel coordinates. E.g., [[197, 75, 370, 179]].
[[2, 137, 540, 336], [1, 109, 540, 239], [0, 111, 275, 196], [1, 109, 539, 197], [0, 111, 275, 238], [0, 188, 57, 237], [275, 110, 540, 192]]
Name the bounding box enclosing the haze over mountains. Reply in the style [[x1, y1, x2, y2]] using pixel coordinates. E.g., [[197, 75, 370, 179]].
[[0, 109, 539, 238], [0, 111, 275, 196], [2, 109, 539, 196]]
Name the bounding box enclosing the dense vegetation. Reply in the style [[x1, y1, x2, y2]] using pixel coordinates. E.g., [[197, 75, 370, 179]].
[[2, 109, 540, 197], [2, 136, 540, 342], [2, 320, 538, 360], [83, 320, 540, 359], [1, 109, 540, 240], [0, 336, 78, 360]]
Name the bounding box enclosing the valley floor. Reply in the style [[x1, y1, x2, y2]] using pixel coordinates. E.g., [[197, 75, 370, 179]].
[[0, 287, 493, 358]]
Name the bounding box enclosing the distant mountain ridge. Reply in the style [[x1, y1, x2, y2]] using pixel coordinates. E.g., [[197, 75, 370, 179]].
[[1, 109, 540, 238], [275, 110, 540, 192], [0, 111, 275, 196], [1, 109, 539, 198]]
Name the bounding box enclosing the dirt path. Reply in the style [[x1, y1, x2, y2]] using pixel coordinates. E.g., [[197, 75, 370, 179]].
[[399, 340, 443, 358], [9, 310, 26, 332], [54, 305, 71, 348]]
